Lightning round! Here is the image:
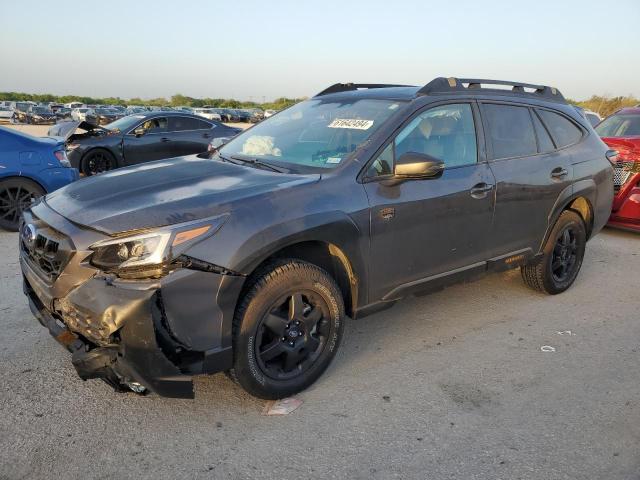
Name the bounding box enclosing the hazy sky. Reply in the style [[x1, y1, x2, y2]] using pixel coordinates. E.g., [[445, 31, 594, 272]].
[[1, 0, 638, 101]]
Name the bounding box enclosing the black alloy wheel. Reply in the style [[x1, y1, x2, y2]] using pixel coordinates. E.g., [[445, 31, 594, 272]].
[[82, 150, 115, 176], [0, 178, 45, 231], [230, 260, 345, 399], [521, 209, 586, 295], [550, 226, 578, 283], [256, 291, 331, 380]]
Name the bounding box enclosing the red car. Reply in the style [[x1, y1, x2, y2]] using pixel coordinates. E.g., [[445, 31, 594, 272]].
[[595, 107, 640, 232]]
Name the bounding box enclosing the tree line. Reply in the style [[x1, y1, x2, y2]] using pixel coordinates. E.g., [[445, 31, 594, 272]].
[[0, 92, 304, 111], [0, 91, 637, 118]]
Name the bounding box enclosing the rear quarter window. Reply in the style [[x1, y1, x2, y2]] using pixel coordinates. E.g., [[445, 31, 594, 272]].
[[537, 109, 583, 148]]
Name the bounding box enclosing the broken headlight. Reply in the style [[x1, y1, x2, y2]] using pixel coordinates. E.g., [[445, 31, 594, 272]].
[[89, 215, 227, 277]]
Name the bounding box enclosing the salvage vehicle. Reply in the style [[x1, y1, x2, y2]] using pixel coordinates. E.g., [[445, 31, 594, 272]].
[[0, 126, 78, 231], [25, 106, 56, 125], [595, 106, 640, 231], [50, 112, 242, 175], [20, 78, 613, 399]]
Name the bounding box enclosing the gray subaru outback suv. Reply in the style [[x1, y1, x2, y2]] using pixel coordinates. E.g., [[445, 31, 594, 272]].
[[19, 77, 614, 399]]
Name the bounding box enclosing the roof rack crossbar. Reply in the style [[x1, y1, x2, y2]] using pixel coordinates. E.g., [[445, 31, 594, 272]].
[[315, 83, 411, 97], [417, 77, 565, 103]]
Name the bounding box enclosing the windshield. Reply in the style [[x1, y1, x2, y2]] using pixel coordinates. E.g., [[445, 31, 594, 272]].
[[219, 98, 404, 170], [32, 107, 49, 113], [104, 114, 146, 132], [595, 114, 640, 137]]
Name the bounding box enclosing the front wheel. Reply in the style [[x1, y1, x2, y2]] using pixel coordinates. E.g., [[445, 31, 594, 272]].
[[230, 260, 345, 399], [0, 178, 45, 231], [81, 149, 116, 176], [521, 210, 586, 294]]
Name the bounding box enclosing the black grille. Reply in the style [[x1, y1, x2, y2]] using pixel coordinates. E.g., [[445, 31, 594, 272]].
[[21, 226, 73, 282]]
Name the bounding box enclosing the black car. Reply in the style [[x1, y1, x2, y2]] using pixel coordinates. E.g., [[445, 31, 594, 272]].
[[85, 108, 119, 126], [55, 107, 72, 121], [20, 77, 613, 400], [25, 106, 56, 124], [49, 112, 242, 175]]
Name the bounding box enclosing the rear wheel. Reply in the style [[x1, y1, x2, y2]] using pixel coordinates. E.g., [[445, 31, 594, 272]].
[[81, 149, 116, 176], [230, 260, 345, 399], [521, 210, 586, 294], [0, 178, 45, 231]]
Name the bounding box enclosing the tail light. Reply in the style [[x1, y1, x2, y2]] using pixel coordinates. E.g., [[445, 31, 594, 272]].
[[54, 150, 71, 168]]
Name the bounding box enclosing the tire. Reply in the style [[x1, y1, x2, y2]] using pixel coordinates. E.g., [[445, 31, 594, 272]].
[[230, 259, 345, 399], [521, 210, 586, 295], [0, 178, 45, 231], [81, 149, 117, 176]]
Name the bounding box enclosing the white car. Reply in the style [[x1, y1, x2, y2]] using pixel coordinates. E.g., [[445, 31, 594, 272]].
[[192, 108, 222, 121], [71, 107, 92, 121], [0, 106, 13, 123], [263, 109, 278, 118], [583, 110, 602, 127]]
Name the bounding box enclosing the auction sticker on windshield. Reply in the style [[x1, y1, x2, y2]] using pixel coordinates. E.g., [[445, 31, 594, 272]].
[[328, 119, 374, 130]]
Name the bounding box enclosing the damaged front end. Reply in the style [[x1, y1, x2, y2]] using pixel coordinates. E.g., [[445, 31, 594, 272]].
[[19, 204, 244, 398]]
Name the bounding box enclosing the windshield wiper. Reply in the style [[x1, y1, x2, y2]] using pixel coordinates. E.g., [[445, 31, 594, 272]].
[[229, 155, 287, 173]]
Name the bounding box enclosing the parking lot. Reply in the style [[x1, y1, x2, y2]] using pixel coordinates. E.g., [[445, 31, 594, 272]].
[[1, 226, 638, 479]]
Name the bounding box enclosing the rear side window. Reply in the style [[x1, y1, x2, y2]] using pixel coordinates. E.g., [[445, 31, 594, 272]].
[[169, 117, 212, 131], [483, 104, 537, 159], [537, 110, 582, 148], [531, 111, 555, 153]]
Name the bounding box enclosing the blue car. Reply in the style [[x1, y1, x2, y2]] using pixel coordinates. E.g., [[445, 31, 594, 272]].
[[0, 126, 79, 231]]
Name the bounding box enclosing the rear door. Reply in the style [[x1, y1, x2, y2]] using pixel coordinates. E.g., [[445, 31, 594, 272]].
[[167, 116, 214, 156], [122, 116, 169, 164], [363, 101, 496, 302], [480, 102, 578, 258]]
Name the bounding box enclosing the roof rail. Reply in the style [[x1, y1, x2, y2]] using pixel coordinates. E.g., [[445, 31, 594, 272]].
[[315, 83, 411, 97], [417, 77, 566, 103]]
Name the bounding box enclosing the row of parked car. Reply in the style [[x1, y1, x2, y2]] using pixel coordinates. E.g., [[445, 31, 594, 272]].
[[0, 100, 278, 126]]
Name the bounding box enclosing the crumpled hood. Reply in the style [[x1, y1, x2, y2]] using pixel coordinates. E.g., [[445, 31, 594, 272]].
[[45, 155, 320, 234]]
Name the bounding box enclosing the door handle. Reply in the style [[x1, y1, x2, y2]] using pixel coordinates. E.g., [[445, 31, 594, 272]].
[[550, 167, 568, 179], [470, 182, 494, 199], [203, 133, 211, 138], [160, 137, 170, 143]]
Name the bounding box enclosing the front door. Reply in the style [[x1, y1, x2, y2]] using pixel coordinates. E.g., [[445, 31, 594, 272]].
[[122, 116, 169, 165], [363, 102, 496, 302]]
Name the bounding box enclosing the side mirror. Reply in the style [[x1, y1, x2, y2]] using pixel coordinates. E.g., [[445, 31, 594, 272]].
[[133, 126, 146, 137], [394, 152, 445, 178]]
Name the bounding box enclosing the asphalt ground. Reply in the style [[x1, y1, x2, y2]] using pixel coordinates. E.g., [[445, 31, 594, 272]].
[[1, 227, 639, 479]]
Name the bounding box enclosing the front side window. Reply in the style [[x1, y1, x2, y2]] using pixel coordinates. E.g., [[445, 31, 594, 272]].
[[219, 98, 404, 171], [595, 113, 640, 137], [367, 103, 478, 177], [137, 117, 167, 133], [484, 104, 537, 159], [394, 103, 477, 167], [537, 109, 583, 147]]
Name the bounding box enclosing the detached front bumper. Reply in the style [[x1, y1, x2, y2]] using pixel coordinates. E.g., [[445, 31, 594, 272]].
[[19, 205, 244, 398]]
